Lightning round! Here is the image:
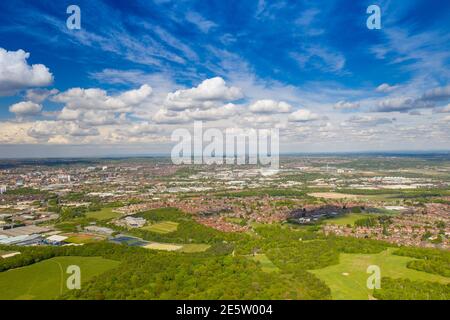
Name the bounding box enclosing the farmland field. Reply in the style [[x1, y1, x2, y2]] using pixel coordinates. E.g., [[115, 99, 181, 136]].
[[0, 256, 120, 300], [310, 249, 450, 300], [86, 208, 121, 221], [142, 221, 179, 233]]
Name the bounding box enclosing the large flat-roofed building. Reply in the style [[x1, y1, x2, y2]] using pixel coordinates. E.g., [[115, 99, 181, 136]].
[[45, 235, 68, 244], [0, 234, 43, 246], [0, 225, 50, 237], [84, 225, 114, 235]]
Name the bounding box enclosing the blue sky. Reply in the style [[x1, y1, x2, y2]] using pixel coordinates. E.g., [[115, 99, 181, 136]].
[[0, 0, 449, 157]]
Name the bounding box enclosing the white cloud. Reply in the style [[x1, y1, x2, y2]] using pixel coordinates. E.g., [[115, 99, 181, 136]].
[[81, 110, 123, 126], [152, 109, 190, 124], [52, 84, 152, 112], [117, 84, 152, 105], [165, 77, 243, 111], [288, 109, 321, 122], [185, 11, 217, 33], [334, 101, 360, 110], [376, 83, 399, 93], [9, 101, 42, 116], [0, 48, 53, 96], [249, 99, 292, 114], [25, 88, 59, 103], [58, 108, 81, 121], [187, 103, 239, 121], [291, 46, 346, 73], [27, 121, 99, 141]]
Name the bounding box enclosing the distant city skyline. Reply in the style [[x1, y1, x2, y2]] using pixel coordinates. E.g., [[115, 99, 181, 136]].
[[1, 0, 450, 157]]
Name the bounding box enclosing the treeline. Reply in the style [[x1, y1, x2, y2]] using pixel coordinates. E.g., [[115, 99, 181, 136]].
[[4, 187, 48, 196], [354, 216, 392, 228], [394, 247, 450, 277], [373, 278, 450, 300]]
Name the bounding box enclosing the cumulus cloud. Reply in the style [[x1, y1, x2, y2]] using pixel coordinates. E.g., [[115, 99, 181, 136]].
[[249, 99, 292, 114], [334, 101, 360, 110], [165, 77, 242, 111], [82, 110, 124, 126], [53, 84, 152, 111], [9, 101, 42, 116], [0, 48, 53, 96], [187, 103, 239, 121], [27, 121, 99, 141], [376, 83, 399, 93], [25, 88, 59, 103], [123, 122, 160, 137], [117, 84, 152, 105], [288, 109, 321, 122], [58, 108, 81, 121], [152, 108, 190, 124]]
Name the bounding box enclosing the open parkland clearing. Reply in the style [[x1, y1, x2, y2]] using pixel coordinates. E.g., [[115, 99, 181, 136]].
[[310, 249, 450, 300], [0, 256, 119, 300], [144, 242, 210, 253], [86, 208, 121, 221], [142, 221, 179, 234]]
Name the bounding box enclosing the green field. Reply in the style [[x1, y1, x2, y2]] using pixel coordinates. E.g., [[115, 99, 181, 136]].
[[310, 249, 450, 300], [325, 213, 373, 226], [142, 221, 179, 233], [144, 242, 183, 251], [251, 254, 279, 273], [64, 233, 106, 244], [178, 243, 211, 253], [86, 208, 121, 221], [0, 256, 120, 300], [143, 242, 210, 252]]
